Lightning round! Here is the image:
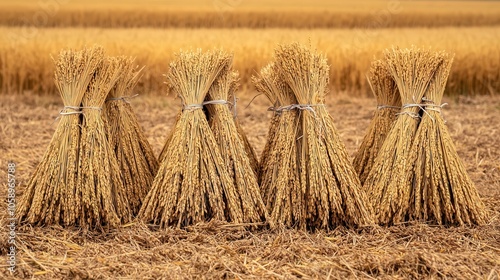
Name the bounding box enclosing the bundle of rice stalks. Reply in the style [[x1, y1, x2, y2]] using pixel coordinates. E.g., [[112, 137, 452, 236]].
[[77, 57, 132, 227], [158, 74, 259, 173], [404, 52, 487, 225], [253, 63, 303, 228], [104, 56, 158, 215], [204, 66, 267, 224], [139, 49, 247, 228], [17, 46, 104, 226], [353, 60, 401, 185], [364, 46, 445, 225], [274, 43, 373, 229]]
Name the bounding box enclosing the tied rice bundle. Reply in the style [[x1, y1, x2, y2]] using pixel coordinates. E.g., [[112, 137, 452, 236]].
[[77, 57, 132, 227], [205, 65, 267, 224], [253, 62, 302, 228], [274, 43, 373, 229], [405, 52, 487, 225], [365, 46, 445, 225], [18, 46, 104, 227], [253, 64, 284, 184], [139, 49, 246, 228], [353, 59, 401, 185], [104, 56, 158, 215]]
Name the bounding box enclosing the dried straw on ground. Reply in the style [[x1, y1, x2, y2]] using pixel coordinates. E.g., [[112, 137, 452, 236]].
[[274, 43, 374, 229], [139, 49, 248, 228], [104, 56, 158, 215], [404, 52, 488, 225], [353, 60, 401, 185], [17, 46, 104, 226], [253, 63, 302, 228], [205, 66, 267, 224], [77, 57, 132, 228], [364, 47, 445, 225]]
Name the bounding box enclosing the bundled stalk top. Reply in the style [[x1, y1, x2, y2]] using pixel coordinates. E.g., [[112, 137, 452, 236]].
[[368, 60, 401, 109], [353, 60, 401, 185], [104, 56, 158, 215], [139, 49, 246, 228], [18, 46, 104, 227], [109, 56, 144, 99], [365, 46, 445, 225], [205, 66, 267, 224], [54, 47, 105, 106], [404, 52, 487, 225], [168, 49, 230, 106], [274, 43, 329, 106]]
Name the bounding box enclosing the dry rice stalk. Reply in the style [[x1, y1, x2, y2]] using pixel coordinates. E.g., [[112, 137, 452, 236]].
[[353, 60, 401, 185], [226, 74, 260, 174], [104, 56, 159, 215], [364, 46, 445, 225], [77, 57, 132, 228], [17, 46, 104, 226], [158, 111, 181, 163], [275, 43, 373, 229], [405, 52, 487, 225], [253, 62, 303, 228], [252, 63, 282, 183], [138, 49, 244, 228], [205, 66, 267, 224]]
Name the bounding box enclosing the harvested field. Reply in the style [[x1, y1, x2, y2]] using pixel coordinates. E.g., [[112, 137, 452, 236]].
[[1, 92, 499, 279]]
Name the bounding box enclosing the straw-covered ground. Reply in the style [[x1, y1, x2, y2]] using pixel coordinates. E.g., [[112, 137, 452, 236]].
[[1, 92, 499, 279]]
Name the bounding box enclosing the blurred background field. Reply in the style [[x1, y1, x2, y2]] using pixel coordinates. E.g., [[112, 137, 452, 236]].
[[0, 0, 499, 96], [3, 0, 500, 28]]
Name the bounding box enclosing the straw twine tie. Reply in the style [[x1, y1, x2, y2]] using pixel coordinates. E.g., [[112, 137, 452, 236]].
[[183, 100, 232, 111], [55, 105, 102, 122]]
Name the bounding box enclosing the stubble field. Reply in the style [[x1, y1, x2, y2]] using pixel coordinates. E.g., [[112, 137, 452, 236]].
[[0, 91, 499, 279]]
